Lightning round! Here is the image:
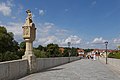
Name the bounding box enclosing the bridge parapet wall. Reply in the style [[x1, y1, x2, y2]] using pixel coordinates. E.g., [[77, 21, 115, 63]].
[[99, 57, 120, 71], [0, 59, 28, 80], [0, 57, 80, 80]]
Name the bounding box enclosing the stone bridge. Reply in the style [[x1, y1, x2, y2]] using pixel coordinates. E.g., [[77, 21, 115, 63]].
[[0, 57, 120, 80], [19, 59, 120, 80]]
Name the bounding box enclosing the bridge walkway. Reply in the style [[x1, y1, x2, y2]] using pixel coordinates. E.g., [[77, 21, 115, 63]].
[[19, 59, 120, 80]]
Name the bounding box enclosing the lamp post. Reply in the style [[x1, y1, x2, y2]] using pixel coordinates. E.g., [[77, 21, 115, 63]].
[[68, 42, 71, 62], [104, 41, 108, 64]]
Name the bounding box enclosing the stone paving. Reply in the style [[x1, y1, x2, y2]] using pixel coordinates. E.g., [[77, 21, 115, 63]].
[[19, 59, 120, 80]]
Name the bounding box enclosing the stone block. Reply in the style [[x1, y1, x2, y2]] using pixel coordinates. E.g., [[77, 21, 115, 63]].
[[8, 60, 20, 80], [36, 58, 44, 71], [0, 62, 9, 80], [19, 60, 28, 78]]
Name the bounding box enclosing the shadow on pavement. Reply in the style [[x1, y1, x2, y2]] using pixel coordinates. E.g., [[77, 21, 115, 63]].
[[40, 68, 64, 73]]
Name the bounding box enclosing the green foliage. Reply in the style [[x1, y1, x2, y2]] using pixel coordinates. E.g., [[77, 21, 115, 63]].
[[71, 47, 78, 56], [108, 52, 120, 59], [0, 26, 19, 53], [84, 49, 93, 53], [37, 45, 44, 51], [118, 46, 120, 50], [0, 26, 7, 33], [34, 43, 63, 58], [19, 41, 26, 49], [63, 48, 69, 57], [34, 49, 47, 58], [0, 51, 19, 61], [16, 50, 25, 59], [0, 26, 20, 62], [46, 43, 62, 57]]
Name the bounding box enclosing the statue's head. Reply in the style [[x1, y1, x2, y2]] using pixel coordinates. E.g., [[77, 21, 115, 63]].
[[26, 9, 31, 13]]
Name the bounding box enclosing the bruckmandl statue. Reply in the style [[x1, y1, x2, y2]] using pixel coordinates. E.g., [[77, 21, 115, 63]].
[[22, 10, 36, 73], [25, 9, 33, 26]]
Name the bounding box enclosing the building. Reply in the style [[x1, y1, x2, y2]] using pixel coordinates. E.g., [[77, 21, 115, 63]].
[[77, 48, 84, 57]]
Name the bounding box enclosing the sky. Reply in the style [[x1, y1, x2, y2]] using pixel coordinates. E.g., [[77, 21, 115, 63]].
[[0, 0, 120, 49]]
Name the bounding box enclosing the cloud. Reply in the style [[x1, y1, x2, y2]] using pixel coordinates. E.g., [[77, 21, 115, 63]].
[[92, 37, 106, 44], [39, 9, 45, 16], [38, 22, 54, 35], [34, 22, 83, 47], [17, 4, 24, 14], [5, 22, 23, 41], [6, 0, 14, 7], [36, 35, 82, 47], [6, 22, 23, 35], [0, 3, 11, 16], [61, 35, 82, 45], [38, 36, 58, 45], [113, 38, 120, 43]]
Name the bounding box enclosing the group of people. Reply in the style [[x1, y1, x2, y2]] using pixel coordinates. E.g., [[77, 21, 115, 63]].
[[86, 51, 100, 60]]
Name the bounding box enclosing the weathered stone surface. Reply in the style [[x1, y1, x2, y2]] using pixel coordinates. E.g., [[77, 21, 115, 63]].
[[0, 57, 80, 80], [22, 10, 37, 74], [19, 59, 120, 80], [0, 59, 28, 80], [0, 62, 9, 80]]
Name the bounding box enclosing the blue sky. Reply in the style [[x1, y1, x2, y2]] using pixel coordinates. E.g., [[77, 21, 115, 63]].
[[0, 0, 120, 49]]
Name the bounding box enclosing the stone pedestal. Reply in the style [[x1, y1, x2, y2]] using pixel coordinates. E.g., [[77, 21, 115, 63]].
[[22, 10, 37, 73], [22, 39, 37, 73]]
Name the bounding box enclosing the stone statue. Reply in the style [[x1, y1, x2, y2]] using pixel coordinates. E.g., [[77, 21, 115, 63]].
[[25, 10, 33, 26], [22, 10, 37, 73]]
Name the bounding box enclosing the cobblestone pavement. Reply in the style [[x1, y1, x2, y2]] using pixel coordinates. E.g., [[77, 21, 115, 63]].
[[19, 59, 120, 80]]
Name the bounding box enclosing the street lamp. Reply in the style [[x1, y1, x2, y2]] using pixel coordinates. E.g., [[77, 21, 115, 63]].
[[68, 42, 71, 57], [68, 42, 71, 62], [104, 41, 108, 64]]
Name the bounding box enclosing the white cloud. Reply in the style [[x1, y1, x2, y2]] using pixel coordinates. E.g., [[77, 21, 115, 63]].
[[37, 35, 82, 47], [39, 9, 45, 16], [38, 22, 54, 35], [17, 4, 24, 14], [33, 22, 73, 47], [6, 22, 23, 35], [6, 0, 14, 7], [92, 37, 106, 44], [5, 22, 23, 42], [40, 36, 57, 45], [0, 3, 11, 16], [113, 38, 120, 43], [61, 35, 82, 45]]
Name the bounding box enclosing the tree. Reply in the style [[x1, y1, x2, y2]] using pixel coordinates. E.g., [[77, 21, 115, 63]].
[[84, 49, 93, 53], [0, 26, 19, 61], [19, 41, 26, 49], [37, 45, 44, 51], [63, 48, 69, 57], [118, 46, 120, 50], [3, 51, 19, 61], [71, 47, 78, 56], [33, 49, 47, 58], [0, 26, 19, 53], [46, 43, 61, 57]]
